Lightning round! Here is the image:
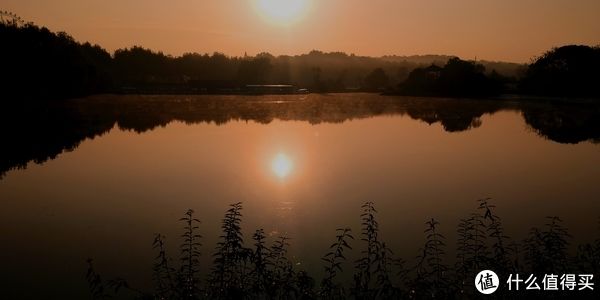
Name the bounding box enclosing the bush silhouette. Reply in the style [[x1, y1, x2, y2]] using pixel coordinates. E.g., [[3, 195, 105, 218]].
[[87, 200, 599, 299]]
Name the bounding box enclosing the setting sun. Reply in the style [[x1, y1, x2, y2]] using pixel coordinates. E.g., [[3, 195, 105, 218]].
[[255, 0, 311, 25], [271, 153, 294, 179]]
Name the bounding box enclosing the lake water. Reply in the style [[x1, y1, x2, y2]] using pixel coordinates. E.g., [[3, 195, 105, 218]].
[[1, 94, 599, 299]]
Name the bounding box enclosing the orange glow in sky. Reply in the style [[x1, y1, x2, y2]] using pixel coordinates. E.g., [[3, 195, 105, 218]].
[[254, 0, 312, 26], [3, 0, 599, 62]]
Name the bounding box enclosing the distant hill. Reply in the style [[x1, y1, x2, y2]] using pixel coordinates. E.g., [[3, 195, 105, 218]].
[[382, 54, 525, 78], [381, 54, 455, 65]]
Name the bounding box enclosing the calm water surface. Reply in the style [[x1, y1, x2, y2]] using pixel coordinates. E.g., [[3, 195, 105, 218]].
[[1, 94, 599, 298]]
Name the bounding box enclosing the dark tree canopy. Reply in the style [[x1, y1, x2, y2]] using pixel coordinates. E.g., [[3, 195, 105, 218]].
[[396, 58, 504, 97], [520, 45, 600, 97], [1, 12, 112, 101], [364, 68, 390, 91]]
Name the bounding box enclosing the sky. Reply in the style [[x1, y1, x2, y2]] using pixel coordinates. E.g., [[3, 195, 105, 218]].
[[3, 0, 599, 63]]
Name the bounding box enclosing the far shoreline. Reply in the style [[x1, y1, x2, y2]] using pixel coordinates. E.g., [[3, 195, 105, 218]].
[[92, 91, 600, 104]]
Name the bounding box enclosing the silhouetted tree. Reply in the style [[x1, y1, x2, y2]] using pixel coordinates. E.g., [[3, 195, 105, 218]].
[[398, 64, 442, 95], [396, 57, 504, 97], [520, 45, 600, 97], [364, 68, 390, 91], [1, 13, 112, 101], [237, 55, 273, 84]]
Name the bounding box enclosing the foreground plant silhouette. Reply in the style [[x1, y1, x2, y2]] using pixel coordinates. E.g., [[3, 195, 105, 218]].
[[87, 200, 599, 299]]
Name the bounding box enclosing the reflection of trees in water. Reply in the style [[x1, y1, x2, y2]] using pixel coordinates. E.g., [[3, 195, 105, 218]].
[[0, 103, 115, 178], [521, 103, 600, 144], [1, 95, 598, 178], [402, 98, 503, 132]]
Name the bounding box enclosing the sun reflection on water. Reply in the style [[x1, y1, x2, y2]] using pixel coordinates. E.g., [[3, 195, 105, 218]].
[[271, 153, 294, 179]]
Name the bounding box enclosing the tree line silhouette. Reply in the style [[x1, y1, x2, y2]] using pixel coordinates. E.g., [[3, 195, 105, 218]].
[[0, 12, 112, 101], [86, 200, 599, 299], [6, 12, 599, 100]]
